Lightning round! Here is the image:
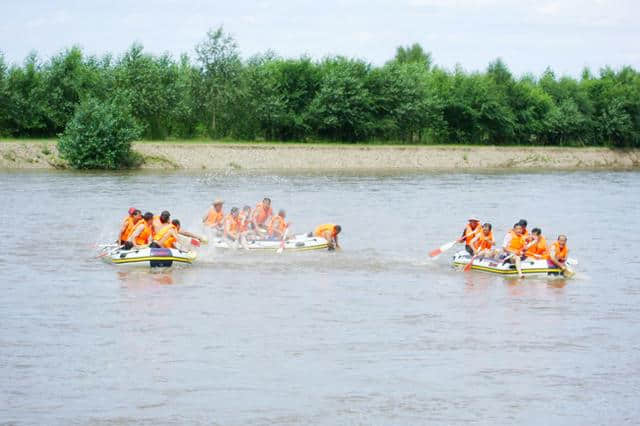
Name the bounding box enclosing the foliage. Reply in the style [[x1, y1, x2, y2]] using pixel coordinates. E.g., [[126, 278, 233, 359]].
[[57, 97, 142, 169], [0, 33, 639, 147]]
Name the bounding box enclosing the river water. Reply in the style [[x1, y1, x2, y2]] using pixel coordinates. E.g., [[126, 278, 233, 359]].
[[1, 169, 639, 425]]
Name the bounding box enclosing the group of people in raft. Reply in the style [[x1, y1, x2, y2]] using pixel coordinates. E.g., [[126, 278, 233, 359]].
[[458, 216, 570, 277], [117, 197, 342, 251]]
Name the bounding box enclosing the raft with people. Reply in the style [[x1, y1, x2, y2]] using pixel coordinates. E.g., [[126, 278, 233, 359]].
[[451, 250, 578, 277], [99, 244, 197, 267]]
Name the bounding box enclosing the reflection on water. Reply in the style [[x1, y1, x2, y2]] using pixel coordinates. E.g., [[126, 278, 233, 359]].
[[2, 170, 640, 425]]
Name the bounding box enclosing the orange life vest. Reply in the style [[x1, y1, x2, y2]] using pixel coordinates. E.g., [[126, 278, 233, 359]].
[[120, 216, 135, 242], [268, 215, 286, 235], [551, 241, 568, 261], [204, 207, 224, 227], [133, 221, 152, 246], [463, 223, 482, 245], [525, 235, 549, 259], [253, 203, 273, 225], [224, 214, 239, 237], [238, 210, 251, 232], [314, 224, 337, 238], [473, 230, 494, 250], [154, 224, 177, 249], [507, 232, 526, 254]]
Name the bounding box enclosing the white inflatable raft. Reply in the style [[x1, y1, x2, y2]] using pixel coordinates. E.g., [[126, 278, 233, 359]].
[[451, 250, 577, 277], [99, 245, 197, 267], [213, 233, 329, 252]]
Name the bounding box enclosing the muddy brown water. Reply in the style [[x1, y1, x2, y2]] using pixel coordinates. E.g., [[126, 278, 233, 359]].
[[1, 170, 639, 424]]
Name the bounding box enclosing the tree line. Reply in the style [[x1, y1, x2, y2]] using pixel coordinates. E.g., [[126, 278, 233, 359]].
[[1, 27, 639, 147]]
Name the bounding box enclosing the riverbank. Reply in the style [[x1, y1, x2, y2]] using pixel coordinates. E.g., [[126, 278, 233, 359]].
[[1, 140, 638, 171]]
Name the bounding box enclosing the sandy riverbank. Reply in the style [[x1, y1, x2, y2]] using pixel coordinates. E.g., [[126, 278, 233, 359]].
[[1, 141, 638, 171]]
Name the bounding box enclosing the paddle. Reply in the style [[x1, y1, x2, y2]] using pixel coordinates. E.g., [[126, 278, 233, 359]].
[[463, 253, 477, 272], [276, 227, 289, 254], [190, 238, 201, 247], [95, 244, 123, 259], [429, 239, 458, 258]]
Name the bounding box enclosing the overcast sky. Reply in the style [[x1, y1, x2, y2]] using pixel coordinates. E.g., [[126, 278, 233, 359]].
[[1, 0, 638, 76]]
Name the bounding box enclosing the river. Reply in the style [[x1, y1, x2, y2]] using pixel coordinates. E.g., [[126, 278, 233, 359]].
[[1, 169, 639, 425]]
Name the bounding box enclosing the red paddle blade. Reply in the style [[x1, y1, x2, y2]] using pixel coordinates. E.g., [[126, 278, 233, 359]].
[[463, 261, 473, 272], [191, 238, 201, 247], [429, 248, 442, 257]]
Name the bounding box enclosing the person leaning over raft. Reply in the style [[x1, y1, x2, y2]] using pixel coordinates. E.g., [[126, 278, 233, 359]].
[[119, 208, 141, 244], [549, 235, 570, 272], [126, 212, 154, 249], [152, 219, 183, 249], [203, 199, 225, 231], [524, 228, 549, 260], [458, 216, 482, 255], [314, 224, 342, 250]]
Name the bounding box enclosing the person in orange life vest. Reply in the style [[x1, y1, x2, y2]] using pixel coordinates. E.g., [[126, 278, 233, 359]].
[[458, 216, 482, 255], [239, 205, 252, 231], [524, 228, 549, 260], [252, 198, 273, 236], [119, 208, 141, 244], [549, 235, 570, 271], [223, 207, 242, 241], [314, 224, 342, 250], [154, 218, 190, 249], [268, 210, 289, 240], [151, 210, 171, 236], [503, 223, 527, 278], [125, 212, 154, 249], [203, 199, 225, 231], [469, 223, 495, 257], [517, 219, 532, 243]]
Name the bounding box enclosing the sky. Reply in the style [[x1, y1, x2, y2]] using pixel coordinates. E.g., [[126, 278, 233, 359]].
[[1, 0, 638, 77]]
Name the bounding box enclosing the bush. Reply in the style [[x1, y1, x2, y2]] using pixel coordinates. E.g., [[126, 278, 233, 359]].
[[57, 97, 142, 169]]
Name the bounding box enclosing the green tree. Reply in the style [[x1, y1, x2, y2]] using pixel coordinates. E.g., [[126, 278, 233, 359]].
[[195, 27, 242, 137], [392, 43, 432, 70], [58, 97, 142, 169]]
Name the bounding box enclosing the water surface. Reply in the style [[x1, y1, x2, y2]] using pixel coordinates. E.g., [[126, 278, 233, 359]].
[[2, 170, 639, 425]]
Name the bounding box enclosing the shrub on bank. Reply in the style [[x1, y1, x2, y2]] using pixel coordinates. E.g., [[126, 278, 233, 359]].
[[57, 98, 142, 169]]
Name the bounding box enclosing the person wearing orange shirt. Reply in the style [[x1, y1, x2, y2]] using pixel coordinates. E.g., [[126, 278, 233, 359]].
[[525, 228, 549, 260], [549, 235, 570, 272], [252, 198, 273, 236], [153, 219, 180, 249], [119, 208, 141, 244], [268, 210, 289, 240], [458, 216, 483, 255], [126, 212, 154, 249], [314, 224, 342, 250], [503, 223, 526, 278], [203, 199, 225, 231], [470, 223, 495, 258]]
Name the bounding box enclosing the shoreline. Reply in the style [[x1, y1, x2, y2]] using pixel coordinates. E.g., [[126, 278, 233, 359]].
[[1, 140, 639, 171]]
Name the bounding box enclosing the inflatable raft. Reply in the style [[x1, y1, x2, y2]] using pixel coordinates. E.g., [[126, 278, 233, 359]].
[[451, 250, 577, 277], [213, 233, 329, 252], [99, 245, 197, 267]]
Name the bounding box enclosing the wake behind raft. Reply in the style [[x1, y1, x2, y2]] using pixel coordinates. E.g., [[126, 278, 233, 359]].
[[99, 245, 197, 268]]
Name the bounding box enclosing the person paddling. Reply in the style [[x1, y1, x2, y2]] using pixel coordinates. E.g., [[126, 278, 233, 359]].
[[252, 197, 273, 237], [223, 207, 242, 242], [119, 208, 141, 244], [314, 224, 341, 250], [203, 199, 225, 232], [126, 212, 154, 249], [469, 223, 495, 258], [458, 216, 483, 255], [549, 235, 570, 272]]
